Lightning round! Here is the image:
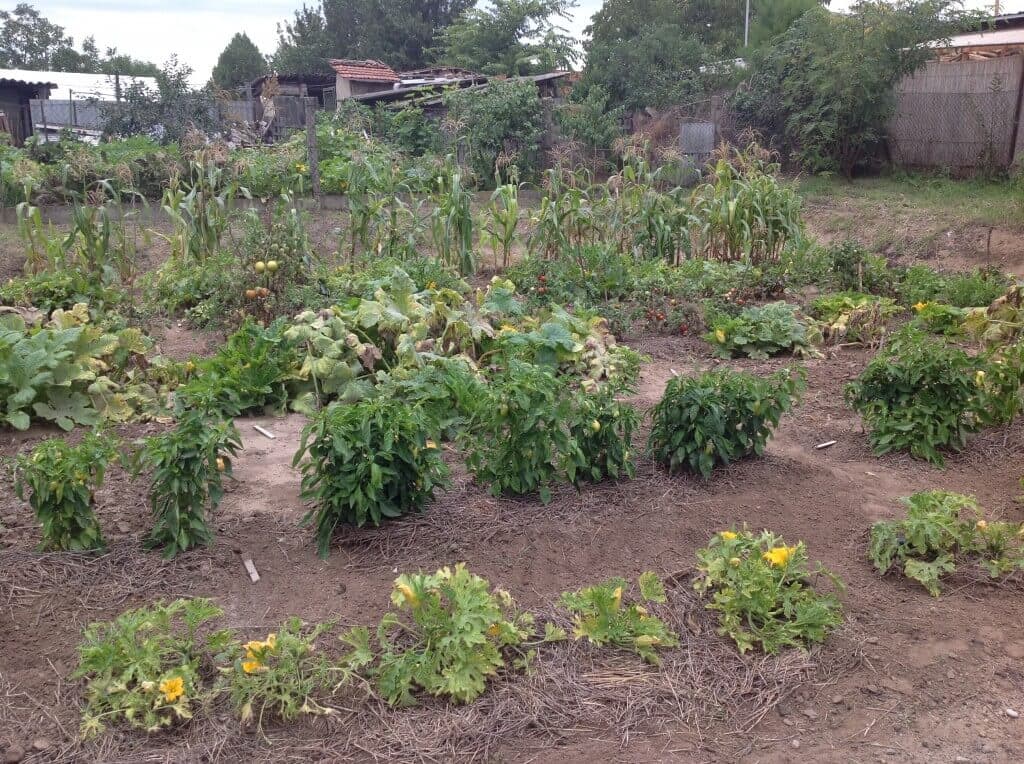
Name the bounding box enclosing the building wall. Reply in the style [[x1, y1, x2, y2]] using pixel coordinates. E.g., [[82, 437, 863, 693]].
[[335, 76, 392, 100], [0, 87, 30, 145]]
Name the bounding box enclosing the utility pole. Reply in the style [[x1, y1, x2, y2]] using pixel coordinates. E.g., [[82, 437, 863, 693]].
[[744, 0, 751, 48]]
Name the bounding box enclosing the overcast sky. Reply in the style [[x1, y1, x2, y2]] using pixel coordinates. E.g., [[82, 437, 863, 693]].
[[22, 0, 1023, 84]]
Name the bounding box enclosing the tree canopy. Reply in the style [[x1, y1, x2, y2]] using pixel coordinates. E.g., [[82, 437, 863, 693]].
[[273, 0, 475, 74], [433, 0, 579, 76], [0, 3, 158, 76], [212, 33, 268, 92]]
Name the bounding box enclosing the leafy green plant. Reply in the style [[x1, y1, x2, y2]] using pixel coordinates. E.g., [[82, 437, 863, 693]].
[[649, 368, 805, 478], [220, 619, 337, 728], [430, 161, 475, 276], [340, 564, 534, 706], [14, 432, 121, 551], [694, 529, 844, 654], [294, 398, 449, 558], [911, 300, 967, 336], [559, 572, 678, 664], [568, 385, 640, 485], [812, 291, 899, 344], [74, 598, 231, 736], [869, 491, 1024, 596], [705, 301, 815, 359], [898, 265, 1010, 309], [136, 411, 242, 557], [845, 329, 984, 465], [465, 361, 584, 503]]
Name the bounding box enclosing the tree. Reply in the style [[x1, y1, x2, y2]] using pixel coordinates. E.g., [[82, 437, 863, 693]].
[[434, 0, 579, 76], [273, 0, 474, 73], [579, 0, 727, 112], [0, 2, 73, 69], [749, 0, 831, 49], [732, 1, 977, 176], [101, 57, 216, 144], [212, 33, 268, 91]]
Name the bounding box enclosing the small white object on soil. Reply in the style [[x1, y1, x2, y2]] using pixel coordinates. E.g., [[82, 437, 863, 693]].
[[1006, 708, 1019, 719], [253, 424, 277, 440], [243, 558, 260, 583], [814, 440, 837, 450]]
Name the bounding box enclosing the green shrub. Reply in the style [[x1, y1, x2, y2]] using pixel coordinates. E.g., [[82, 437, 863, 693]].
[[558, 572, 678, 664], [648, 368, 805, 478], [0, 269, 124, 313], [910, 300, 967, 336], [464, 361, 584, 502], [705, 301, 814, 359], [14, 432, 121, 551], [823, 240, 898, 294], [74, 598, 231, 736], [869, 491, 1024, 596], [845, 329, 983, 465], [340, 564, 534, 706], [898, 265, 1010, 308], [694, 528, 844, 654], [294, 398, 449, 557], [568, 385, 640, 485], [137, 411, 242, 557]]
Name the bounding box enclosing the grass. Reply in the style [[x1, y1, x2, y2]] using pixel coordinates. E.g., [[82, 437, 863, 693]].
[[796, 173, 1022, 229]]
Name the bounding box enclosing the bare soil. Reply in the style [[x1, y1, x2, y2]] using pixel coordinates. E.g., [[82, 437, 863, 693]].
[[2, 330, 1023, 763]]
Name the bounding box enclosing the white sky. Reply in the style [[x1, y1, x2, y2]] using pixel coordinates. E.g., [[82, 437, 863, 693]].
[[21, 0, 1023, 84]]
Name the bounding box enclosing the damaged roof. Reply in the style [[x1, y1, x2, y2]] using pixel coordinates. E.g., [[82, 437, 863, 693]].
[[329, 59, 399, 83]]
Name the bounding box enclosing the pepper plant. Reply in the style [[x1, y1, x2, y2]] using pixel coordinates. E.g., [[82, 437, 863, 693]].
[[14, 431, 121, 551], [136, 411, 242, 557]]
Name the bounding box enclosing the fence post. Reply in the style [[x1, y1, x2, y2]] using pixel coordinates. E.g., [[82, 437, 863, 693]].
[[305, 97, 321, 205], [1009, 57, 1024, 168]]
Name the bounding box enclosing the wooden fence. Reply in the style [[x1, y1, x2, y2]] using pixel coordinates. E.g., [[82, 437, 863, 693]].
[[888, 55, 1024, 171]]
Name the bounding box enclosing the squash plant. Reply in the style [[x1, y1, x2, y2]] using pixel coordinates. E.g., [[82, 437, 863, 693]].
[[15, 431, 121, 551], [294, 398, 449, 558]]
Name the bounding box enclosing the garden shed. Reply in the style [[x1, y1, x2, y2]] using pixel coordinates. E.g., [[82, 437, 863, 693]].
[[0, 72, 55, 145]]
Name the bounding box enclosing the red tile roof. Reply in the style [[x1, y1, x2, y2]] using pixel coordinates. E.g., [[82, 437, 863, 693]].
[[329, 59, 399, 83]]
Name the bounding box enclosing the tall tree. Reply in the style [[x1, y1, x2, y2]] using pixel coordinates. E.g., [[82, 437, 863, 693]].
[[0, 2, 73, 69], [434, 0, 579, 76], [212, 33, 268, 91], [273, 0, 474, 74]]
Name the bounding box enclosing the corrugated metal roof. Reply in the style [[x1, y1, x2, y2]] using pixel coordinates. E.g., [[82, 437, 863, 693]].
[[0, 69, 156, 99], [329, 59, 399, 83], [0, 74, 55, 90]]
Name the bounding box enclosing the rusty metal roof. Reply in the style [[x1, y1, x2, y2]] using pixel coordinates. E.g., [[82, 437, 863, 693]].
[[329, 59, 399, 83]]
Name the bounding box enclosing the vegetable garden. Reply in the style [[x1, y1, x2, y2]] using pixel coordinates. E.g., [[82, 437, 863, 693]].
[[1, 123, 1024, 762]]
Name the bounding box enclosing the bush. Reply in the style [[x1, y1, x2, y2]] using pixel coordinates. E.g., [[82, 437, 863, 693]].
[[14, 432, 121, 551], [340, 564, 534, 705], [444, 78, 543, 182], [294, 398, 449, 557], [705, 301, 814, 359], [74, 598, 230, 736], [568, 385, 640, 485], [137, 411, 242, 557], [464, 361, 584, 502], [649, 368, 805, 478], [845, 329, 982, 465], [898, 264, 1011, 308], [558, 572, 678, 664], [0, 269, 124, 314], [694, 528, 844, 654], [869, 491, 1024, 596]]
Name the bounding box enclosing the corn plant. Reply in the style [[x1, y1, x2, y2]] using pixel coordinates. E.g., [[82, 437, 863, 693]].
[[431, 162, 475, 276], [136, 411, 242, 557], [161, 157, 246, 263], [483, 181, 520, 269], [14, 432, 121, 552]]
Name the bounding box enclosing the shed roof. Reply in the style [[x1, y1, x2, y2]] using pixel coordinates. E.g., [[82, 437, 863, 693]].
[[329, 59, 399, 83], [0, 72, 56, 91], [0, 69, 155, 99]]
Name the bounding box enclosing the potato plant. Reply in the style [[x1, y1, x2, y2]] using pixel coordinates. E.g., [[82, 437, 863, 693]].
[[14, 431, 120, 551], [648, 367, 805, 478], [294, 398, 449, 558], [136, 411, 242, 558], [694, 529, 844, 654]]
